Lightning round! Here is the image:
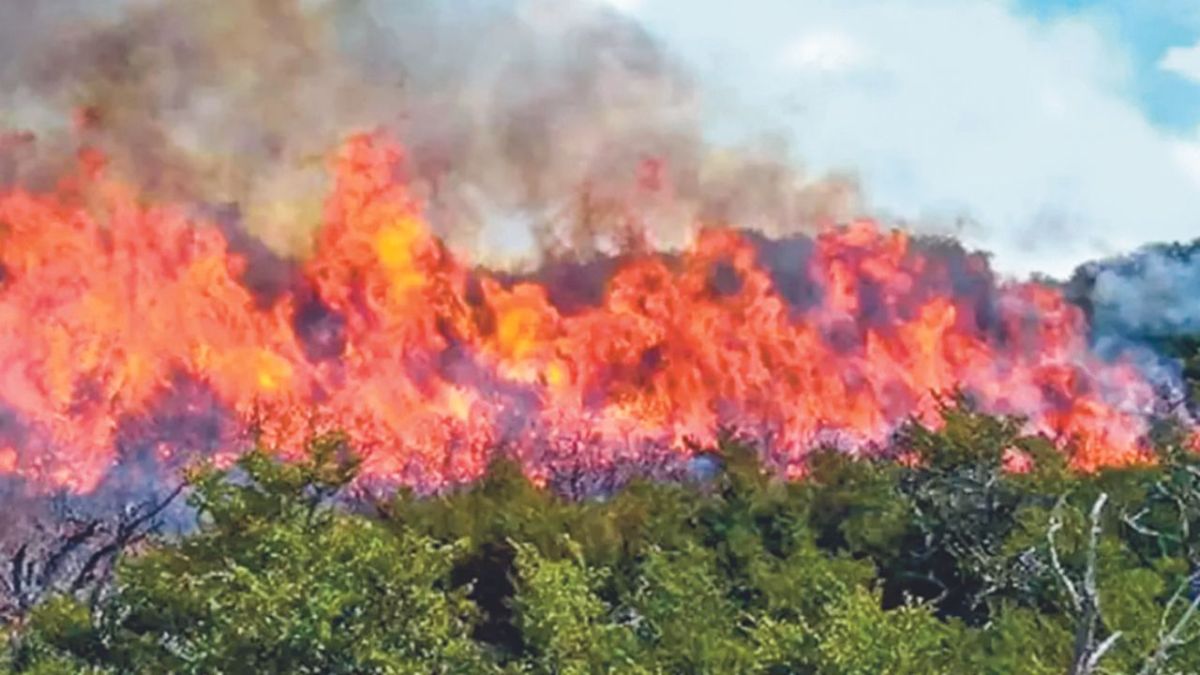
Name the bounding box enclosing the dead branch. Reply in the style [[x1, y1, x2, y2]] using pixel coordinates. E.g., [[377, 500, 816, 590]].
[[1047, 495, 1082, 611], [1049, 492, 1121, 675], [0, 483, 186, 623], [1137, 570, 1200, 675]]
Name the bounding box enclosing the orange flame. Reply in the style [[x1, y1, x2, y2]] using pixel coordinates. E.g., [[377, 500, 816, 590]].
[[0, 133, 1169, 494]]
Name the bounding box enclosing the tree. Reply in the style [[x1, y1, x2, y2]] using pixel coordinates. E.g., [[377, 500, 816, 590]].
[[1, 486, 183, 624], [510, 538, 644, 674], [8, 411, 1200, 673], [12, 436, 491, 674]]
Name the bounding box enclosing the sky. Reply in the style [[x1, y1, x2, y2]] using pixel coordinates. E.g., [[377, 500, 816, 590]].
[[598, 0, 1200, 278]]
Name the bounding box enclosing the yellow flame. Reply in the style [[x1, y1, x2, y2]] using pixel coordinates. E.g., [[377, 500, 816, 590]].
[[374, 216, 428, 294]]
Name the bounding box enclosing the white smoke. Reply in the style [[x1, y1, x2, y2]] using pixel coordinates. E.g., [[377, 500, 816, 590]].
[[1087, 245, 1200, 338]]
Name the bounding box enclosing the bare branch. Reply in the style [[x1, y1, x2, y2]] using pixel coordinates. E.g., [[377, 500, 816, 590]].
[[1084, 631, 1123, 674], [38, 520, 101, 591], [1048, 495, 1082, 612], [1051, 493, 1118, 675], [1082, 492, 1108, 615], [1138, 571, 1200, 675], [70, 483, 186, 597], [10, 543, 27, 608], [1, 483, 187, 621], [1122, 509, 1174, 543]]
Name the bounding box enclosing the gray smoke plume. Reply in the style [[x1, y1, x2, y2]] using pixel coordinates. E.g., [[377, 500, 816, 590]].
[[1068, 241, 1200, 411], [0, 0, 859, 266], [1083, 244, 1200, 340]]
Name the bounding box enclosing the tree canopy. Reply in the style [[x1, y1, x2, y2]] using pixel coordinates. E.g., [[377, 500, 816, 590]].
[[4, 402, 1200, 674]]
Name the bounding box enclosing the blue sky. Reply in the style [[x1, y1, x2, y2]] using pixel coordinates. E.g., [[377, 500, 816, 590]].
[[600, 0, 1200, 277], [1021, 0, 1200, 130]]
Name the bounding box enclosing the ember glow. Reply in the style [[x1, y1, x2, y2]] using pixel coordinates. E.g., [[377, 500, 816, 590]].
[[0, 133, 1171, 496]]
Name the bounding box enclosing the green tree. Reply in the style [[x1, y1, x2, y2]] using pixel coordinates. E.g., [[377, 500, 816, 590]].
[[7, 406, 1200, 674], [12, 436, 491, 674], [510, 539, 643, 674]]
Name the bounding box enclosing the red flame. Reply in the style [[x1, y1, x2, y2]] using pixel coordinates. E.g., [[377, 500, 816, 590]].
[[0, 133, 1168, 494]]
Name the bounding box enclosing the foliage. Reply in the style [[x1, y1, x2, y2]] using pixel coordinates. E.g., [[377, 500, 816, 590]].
[[8, 435, 488, 674], [6, 404, 1200, 673]]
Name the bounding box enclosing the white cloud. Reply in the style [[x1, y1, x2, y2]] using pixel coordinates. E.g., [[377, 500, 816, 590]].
[[598, 0, 643, 13], [780, 31, 868, 72], [636, 0, 1200, 278], [1170, 137, 1200, 184], [1159, 40, 1200, 84]]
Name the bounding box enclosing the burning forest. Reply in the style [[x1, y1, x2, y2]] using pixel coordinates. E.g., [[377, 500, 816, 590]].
[[0, 0, 1194, 504], [3, 1, 1200, 672], [0, 130, 1183, 502]]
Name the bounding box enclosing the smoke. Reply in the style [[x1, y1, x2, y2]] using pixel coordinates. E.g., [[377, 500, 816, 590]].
[[1066, 242, 1200, 410], [0, 0, 859, 265], [1079, 243, 1200, 340]]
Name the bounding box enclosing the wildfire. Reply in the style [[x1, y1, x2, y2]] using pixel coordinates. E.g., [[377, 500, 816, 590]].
[[0, 133, 1170, 495]]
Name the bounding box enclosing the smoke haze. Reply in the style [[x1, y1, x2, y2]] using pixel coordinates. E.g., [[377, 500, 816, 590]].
[[0, 0, 858, 266]]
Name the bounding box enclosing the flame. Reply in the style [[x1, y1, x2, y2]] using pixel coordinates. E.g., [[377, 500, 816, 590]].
[[0, 132, 1173, 495]]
